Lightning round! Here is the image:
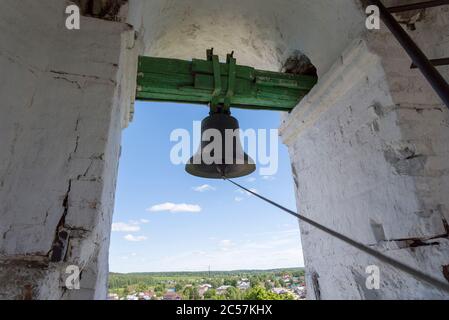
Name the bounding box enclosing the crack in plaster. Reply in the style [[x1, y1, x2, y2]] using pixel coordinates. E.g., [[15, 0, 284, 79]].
[[53, 76, 83, 90], [49, 180, 72, 262], [49, 70, 116, 85]]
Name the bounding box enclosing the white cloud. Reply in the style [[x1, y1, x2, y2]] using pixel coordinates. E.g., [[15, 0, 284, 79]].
[[110, 227, 304, 273], [261, 175, 275, 181], [112, 222, 141, 233], [147, 202, 201, 213], [140, 219, 150, 224], [192, 250, 207, 256], [193, 184, 216, 192], [124, 234, 148, 242], [114, 230, 303, 272], [235, 197, 244, 202], [219, 239, 235, 251], [220, 239, 233, 246]]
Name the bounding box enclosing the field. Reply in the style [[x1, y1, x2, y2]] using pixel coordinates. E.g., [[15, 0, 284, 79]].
[[108, 268, 306, 300]]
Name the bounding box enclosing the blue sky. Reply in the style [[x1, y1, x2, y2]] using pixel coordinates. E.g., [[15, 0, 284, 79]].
[[109, 101, 304, 273]]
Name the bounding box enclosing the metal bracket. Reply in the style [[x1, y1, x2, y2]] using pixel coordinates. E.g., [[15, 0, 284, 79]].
[[208, 48, 222, 113], [224, 52, 236, 111]]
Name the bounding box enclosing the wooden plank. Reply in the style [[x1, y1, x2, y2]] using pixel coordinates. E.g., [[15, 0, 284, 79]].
[[136, 54, 317, 111], [137, 73, 194, 86], [255, 75, 317, 90], [138, 56, 192, 75], [194, 74, 253, 95], [192, 59, 255, 80]]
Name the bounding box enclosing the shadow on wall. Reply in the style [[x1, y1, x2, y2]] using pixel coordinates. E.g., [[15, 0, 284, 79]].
[[72, 0, 128, 21]]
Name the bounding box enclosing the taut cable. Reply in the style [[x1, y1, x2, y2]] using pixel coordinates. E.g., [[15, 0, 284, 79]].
[[226, 178, 449, 294]]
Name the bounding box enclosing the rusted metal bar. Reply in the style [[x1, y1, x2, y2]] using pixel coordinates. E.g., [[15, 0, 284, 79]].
[[387, 0, 449, 13], [367, 0, 449, 108], [411, 57, 449, 69]]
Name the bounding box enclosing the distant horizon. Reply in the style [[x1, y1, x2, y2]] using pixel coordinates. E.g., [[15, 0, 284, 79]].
[[109, 266, 304, 275]]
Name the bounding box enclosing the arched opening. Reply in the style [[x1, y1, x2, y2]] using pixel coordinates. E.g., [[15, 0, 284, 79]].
[[112, 0, 334, 301], [108, 77, 315, 299], [4, 0, 448, 301]]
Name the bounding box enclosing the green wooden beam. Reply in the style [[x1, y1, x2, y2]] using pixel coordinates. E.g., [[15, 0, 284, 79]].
[[136, 51, 317, 112]]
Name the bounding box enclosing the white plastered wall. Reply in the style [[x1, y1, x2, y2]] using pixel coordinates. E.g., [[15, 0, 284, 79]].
[[280, 5, 449, 299], [2, 0, 447, 300], [0, 0, 138, 299]]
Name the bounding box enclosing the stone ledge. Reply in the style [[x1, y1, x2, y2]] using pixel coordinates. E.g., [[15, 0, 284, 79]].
[[279, 37, 384, 146]]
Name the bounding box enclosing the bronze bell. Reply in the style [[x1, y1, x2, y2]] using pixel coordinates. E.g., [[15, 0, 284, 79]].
[[186, 112, 256, 179]]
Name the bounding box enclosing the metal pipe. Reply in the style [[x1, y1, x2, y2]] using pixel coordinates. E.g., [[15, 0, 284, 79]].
[[387, 0, 449, 13], [367, 0, 449, 108], [411, 57, 449, 69]]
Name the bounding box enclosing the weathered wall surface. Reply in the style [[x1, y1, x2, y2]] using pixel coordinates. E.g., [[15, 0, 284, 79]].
[[1, 0, 447, 300], [128, 0, 365, 75], [0, 0, 365, 300], [280, 6, 449, 299], [0, 0, 137, 299]]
